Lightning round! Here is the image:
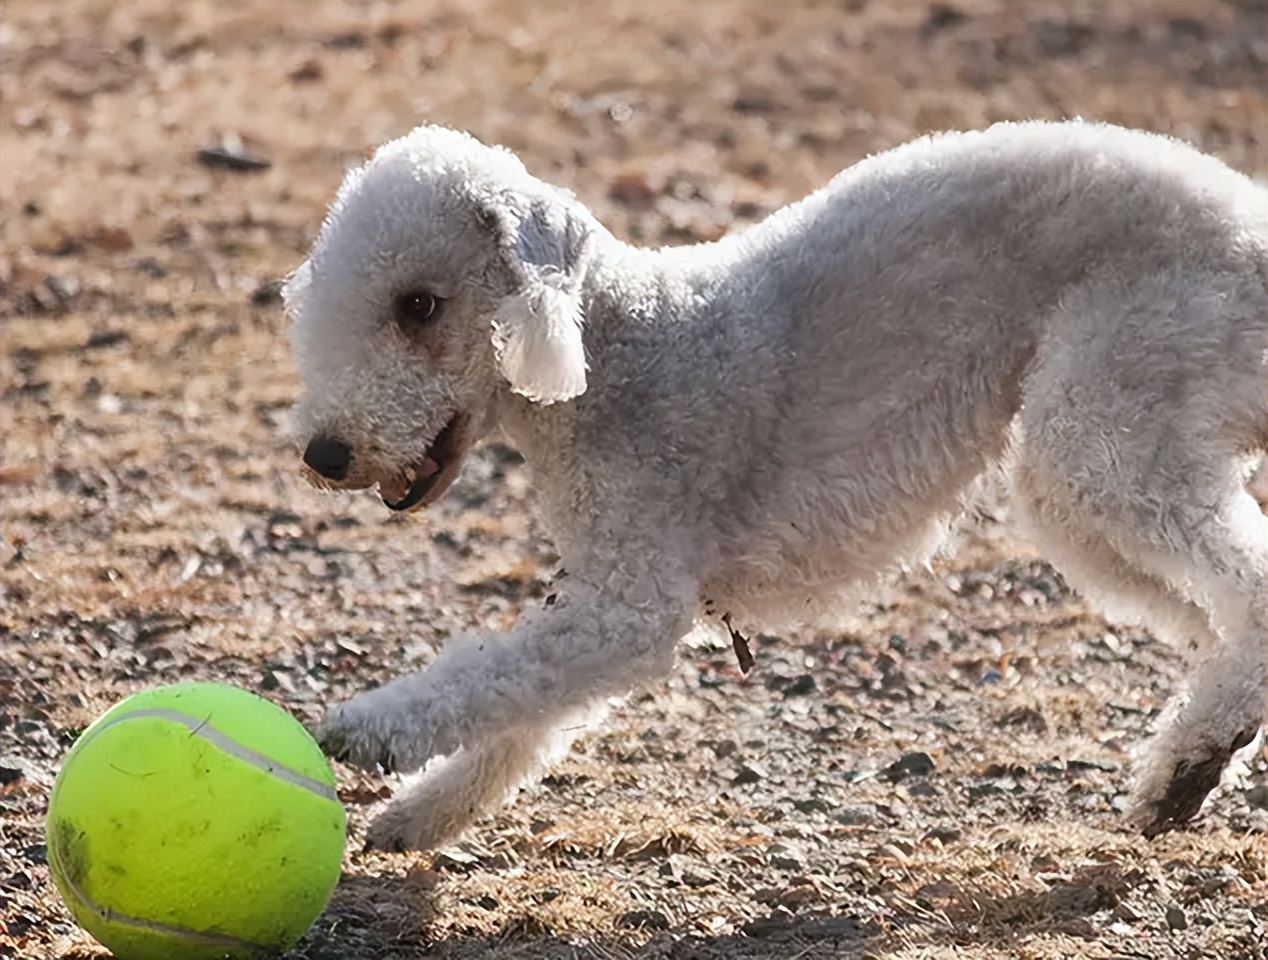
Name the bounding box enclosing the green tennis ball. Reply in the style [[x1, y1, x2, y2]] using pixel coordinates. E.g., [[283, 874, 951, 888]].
[[46, 681, 346, 960]]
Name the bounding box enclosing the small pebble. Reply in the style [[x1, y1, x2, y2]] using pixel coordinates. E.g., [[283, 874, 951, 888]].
[[767, 843, 806, 870], [732, 760, 769, 784], [880, 751, 935, 782]]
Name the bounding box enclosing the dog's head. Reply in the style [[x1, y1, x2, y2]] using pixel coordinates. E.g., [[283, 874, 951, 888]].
[[284, 126, 593, 511]]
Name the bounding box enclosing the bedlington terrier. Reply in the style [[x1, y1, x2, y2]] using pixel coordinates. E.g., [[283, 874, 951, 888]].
[[285, 120, 1267, 850]]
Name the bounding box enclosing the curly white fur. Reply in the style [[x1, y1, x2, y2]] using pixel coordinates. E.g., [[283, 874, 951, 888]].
[[285, 120, 1268, 849]]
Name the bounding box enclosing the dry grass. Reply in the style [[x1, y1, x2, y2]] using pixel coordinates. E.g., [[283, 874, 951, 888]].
[[2, 1, 1266, 958]]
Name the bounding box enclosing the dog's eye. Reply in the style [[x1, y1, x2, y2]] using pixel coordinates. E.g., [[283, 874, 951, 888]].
[[393, 290, 443, 330]]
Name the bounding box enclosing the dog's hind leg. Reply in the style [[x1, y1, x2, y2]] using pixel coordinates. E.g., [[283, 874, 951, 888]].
[[1012, 277, 1268, 836], [1128, 492, 1268, 835], [1013, 467, 1265, 834]]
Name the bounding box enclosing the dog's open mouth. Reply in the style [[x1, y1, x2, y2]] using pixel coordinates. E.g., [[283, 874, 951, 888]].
[[378, 413, 470, 512]]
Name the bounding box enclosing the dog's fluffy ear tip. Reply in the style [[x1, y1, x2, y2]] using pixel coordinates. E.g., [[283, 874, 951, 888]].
[[510, 377, 588, 406], [493, 282, 588, 405], [498, 338, 589, 405]]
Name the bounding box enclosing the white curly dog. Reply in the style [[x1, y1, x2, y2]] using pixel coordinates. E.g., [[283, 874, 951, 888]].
[[285, 120, 1267, 850]]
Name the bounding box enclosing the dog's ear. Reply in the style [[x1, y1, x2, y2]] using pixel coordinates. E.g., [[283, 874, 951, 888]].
[[489, 195, 589, 405]]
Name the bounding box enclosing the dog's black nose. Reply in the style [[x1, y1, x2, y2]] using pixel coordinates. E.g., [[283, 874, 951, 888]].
[[303, 436, 351, 481]]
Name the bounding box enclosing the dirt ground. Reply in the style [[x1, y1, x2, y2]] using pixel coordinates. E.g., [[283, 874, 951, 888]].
[[2, 1, 1267, 958]]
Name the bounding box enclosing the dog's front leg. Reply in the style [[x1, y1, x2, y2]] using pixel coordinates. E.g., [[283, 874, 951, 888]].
[[316, 567, 697, 777], [318, 569, 696, 850]]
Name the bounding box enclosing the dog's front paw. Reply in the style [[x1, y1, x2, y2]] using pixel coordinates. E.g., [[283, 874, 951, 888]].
[[362, 809, 460, 853], [314, 698, 409, 773], [363, 813, 412, 854], [361, 757, 483, 853]]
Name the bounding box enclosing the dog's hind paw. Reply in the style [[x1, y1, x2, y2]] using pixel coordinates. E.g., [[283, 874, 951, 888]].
[[1134, 754, 1224, 838], [1132, 726, 1260, 838]]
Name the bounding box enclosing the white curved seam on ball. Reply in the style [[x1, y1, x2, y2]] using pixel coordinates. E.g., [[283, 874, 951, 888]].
[[82, 707, 339, 802], [50, 836, 267, 947]]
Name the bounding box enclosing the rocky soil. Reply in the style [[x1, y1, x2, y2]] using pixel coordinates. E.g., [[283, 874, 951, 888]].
[[2, 2, 1266, 958]]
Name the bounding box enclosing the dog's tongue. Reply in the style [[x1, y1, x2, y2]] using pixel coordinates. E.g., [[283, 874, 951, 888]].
[[378, 457, 440, 504]]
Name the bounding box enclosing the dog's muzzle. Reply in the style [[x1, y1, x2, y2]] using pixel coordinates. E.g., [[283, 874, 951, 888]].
[[377, 412, 471, 512]]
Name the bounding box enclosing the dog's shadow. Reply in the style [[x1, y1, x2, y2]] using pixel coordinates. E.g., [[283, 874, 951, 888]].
[[291, 864, 1136, 959]]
